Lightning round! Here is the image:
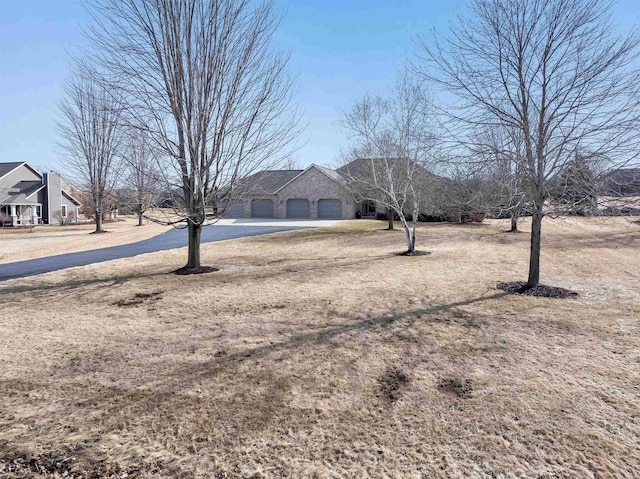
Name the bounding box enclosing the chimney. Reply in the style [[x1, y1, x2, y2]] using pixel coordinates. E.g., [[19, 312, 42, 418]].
[[44, 172, 62, 225]]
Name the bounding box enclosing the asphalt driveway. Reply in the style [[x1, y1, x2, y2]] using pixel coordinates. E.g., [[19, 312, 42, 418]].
[[0, 221, 326, 281]]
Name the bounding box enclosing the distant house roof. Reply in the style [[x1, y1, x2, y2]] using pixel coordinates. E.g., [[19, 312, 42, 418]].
[[234, 169, 304, 195], [0, 162, 26, 179]]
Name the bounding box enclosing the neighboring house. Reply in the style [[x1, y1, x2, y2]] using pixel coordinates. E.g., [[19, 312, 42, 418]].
[[0, 162, 81, 226]]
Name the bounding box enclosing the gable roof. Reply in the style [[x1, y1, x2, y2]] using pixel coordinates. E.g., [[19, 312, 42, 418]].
[[0, 162, 27, 180], [234, 169, 304, 195], [274, 164, 346, 193]]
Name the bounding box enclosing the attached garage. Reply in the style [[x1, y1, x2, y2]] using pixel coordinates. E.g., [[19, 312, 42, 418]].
[[318, 199, 342, 219], [223, 201, 244, 218], [251, 199, 274, 218], [286, 198, 310, 219]]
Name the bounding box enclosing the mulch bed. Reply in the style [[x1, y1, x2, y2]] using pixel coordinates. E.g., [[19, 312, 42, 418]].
[[497, 281, 578, 298], [172, 266, 220, 275], [395, 250, 432, 257]]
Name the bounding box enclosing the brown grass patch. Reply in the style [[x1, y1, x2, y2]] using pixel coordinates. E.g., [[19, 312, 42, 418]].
[[113, 290, 165, 307], [437, 377, 474, 399], [376, 367, 410, 403], [0, 217, 638, 477]]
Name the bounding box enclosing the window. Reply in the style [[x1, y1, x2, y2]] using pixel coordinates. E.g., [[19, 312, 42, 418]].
[[61, 205, 67, 218], [35, 205, 41, 218], [365, 201, 376, 215]]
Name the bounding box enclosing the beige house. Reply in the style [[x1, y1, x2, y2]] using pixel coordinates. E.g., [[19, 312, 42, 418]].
[[225, 164, 358, 219], [0, 162, 81, 226]]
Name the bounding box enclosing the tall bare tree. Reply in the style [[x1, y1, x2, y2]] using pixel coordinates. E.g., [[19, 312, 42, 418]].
[[57, 67, 123, 233], [121, 129, 161, 226], [341, 74, 439, 254], [88, 0, 299, 271], [418, 0, 640, 287]]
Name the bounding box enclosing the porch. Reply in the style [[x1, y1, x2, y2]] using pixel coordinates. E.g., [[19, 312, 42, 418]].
[[0, 203, 41, 227]]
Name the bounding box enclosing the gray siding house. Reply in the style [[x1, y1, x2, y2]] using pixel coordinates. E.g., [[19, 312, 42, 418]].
[[0, 162, 81, 226]]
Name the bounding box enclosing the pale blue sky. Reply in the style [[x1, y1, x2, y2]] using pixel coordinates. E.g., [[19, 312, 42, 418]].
[[1, 1, 639, 173]]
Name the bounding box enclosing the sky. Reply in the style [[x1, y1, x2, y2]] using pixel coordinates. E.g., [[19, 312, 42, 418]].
[[1, 1, 640, 174]]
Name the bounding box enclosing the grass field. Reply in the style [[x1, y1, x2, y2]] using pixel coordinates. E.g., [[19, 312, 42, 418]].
[[0, 217, 638, 478]]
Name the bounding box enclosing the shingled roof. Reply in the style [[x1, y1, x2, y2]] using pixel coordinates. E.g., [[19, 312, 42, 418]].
[[234, 169, 304, 195], [0, 162, 25, 179]]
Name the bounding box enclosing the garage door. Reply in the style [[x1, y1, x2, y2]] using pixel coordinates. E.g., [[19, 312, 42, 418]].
[[286, 199, 310, 219], [251, 199, 274, 218], [223, 201, 244, 218], [318, 199, 342, 219]]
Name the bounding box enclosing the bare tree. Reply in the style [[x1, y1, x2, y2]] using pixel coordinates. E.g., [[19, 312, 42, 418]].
[[480, 127, 529, 232], [341, 74, 438, 254], [57, 66, 123, 233], [418, 0, 640, 287], [88, 0, 300, 271], [121, 129, 161, 226]]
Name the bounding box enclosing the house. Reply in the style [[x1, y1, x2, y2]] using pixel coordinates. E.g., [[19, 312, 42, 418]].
[[223, 160, 442, 220], [0, 162, 81, 226], [225, 164, 357, 219]]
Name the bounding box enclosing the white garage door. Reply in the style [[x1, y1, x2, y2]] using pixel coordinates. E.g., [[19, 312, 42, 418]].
[[286, 199, 310, 219], [318, 199, 342, 219]]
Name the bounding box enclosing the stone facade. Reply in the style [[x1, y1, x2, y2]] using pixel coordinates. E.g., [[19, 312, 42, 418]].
[[227, 165, 357, 219], [276, 167, 355, 219]]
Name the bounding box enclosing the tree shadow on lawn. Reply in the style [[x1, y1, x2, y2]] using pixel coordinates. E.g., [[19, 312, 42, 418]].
[[0, 271, 166, 299], [0, 290, 509, 474], [0, 252, 395, 300]]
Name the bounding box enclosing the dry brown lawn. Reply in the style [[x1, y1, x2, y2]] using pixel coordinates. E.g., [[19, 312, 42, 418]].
[[0, 216, 170, 264], [0, 217, 638, 478]]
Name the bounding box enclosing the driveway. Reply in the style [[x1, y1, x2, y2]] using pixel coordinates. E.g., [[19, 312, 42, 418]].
[[0, 220, 338, 281]]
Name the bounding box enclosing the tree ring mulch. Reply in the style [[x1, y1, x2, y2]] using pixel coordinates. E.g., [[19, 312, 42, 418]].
[[395, 250, 432, 257], [172, 265, 220, 275], [497, 281, 578, 298]]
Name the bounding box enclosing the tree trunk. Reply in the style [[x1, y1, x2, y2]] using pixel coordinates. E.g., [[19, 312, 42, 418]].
[[527, 203, 543, 287], [387, 209, 394, 230], [95, 209, 103, 233], [138, 208, 143, 226], [510, 215, 518, 232], [399, 215, 415, 253], [187, 222, 202, 269]]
